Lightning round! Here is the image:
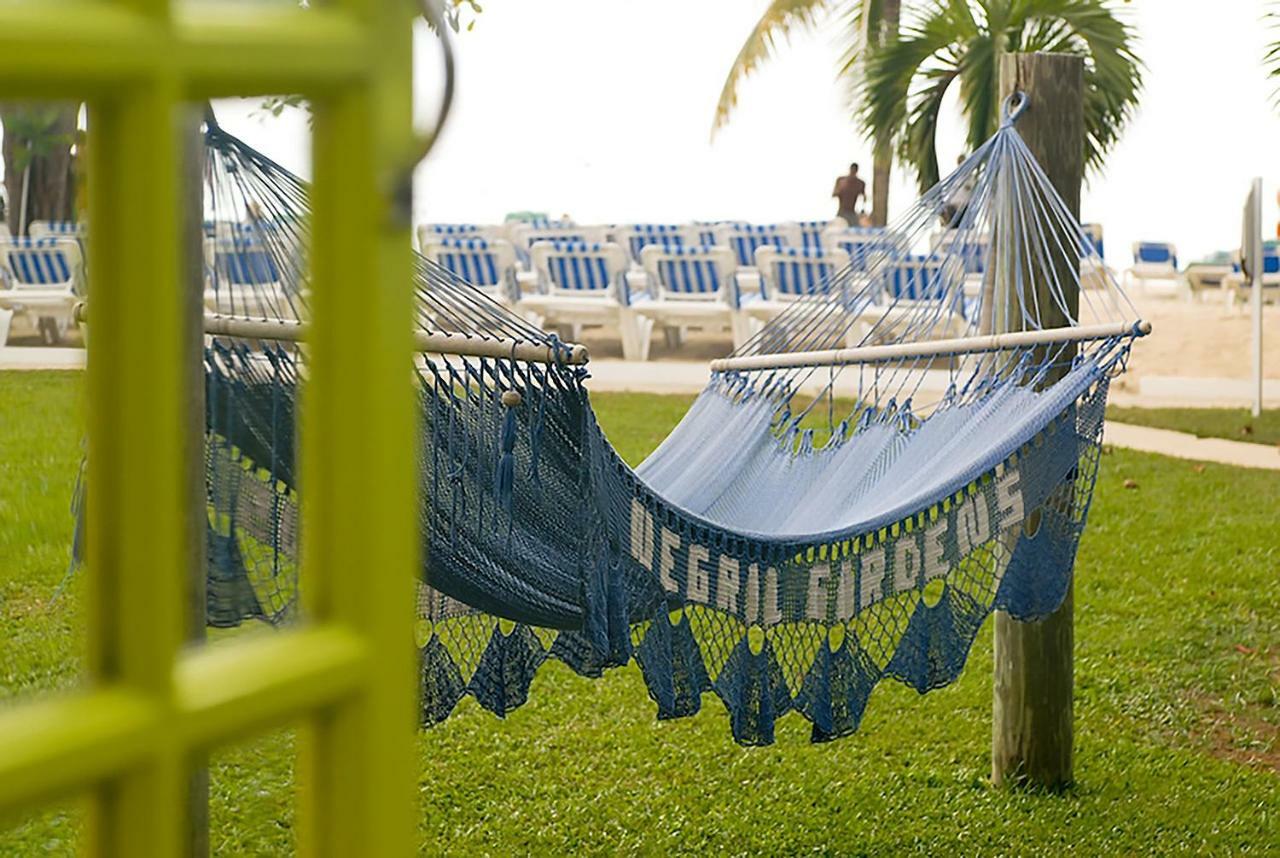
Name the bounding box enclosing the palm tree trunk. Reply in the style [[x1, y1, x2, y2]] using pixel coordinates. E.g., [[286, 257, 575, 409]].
[[870, 143, 891, 227], [869, 0, 900, 227]]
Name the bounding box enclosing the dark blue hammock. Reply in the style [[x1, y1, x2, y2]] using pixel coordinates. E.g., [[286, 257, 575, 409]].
[[193, 114, 1143, 745]]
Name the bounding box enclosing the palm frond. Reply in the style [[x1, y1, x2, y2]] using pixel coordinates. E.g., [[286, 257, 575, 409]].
[[834, 0, 888, 118], [711, 0, 831, 136], [956, 31, 998, 157], [1013, 0, 1143, 176], [903, 65, 961, 188], [1266, 2, 1280, 105], [860, 1, 970, 189]]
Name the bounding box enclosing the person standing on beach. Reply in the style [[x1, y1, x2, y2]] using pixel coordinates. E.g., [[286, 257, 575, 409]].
[[832, 163, 866, 225]]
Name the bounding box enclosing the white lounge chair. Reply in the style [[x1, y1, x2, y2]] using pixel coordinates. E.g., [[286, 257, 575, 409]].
[[420, 236, 519, 304], [417, 223, 503, 252], [1079, 223, 1116, 291], [822, 225, 901, 272], [206, 237, 297, 319], [931, 229, 990, 298], [794, 220, 837, 252], [852, 255, 970, 345], [712, 223, 802, 268], [1124, 241, 1181, 298], [0, 237, 85, 345], [610, 224, 698, 268], [743, 245, 851, 330], [28, 220, 85, 242], [518, 240, 654, 361], [1222, 247, 1280, 310], [636, 244, 750, 351], [508, 224, 607, 268]]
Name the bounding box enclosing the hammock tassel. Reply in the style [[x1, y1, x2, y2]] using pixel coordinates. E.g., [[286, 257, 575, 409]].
[[495, 389, 521, 514]]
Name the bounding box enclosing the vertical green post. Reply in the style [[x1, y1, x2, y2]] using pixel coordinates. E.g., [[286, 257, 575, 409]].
[[991, 52, 1084, 791], [299, 0, 417, 853], [182, 104, 210, 858], [84, 4, 187, 851]]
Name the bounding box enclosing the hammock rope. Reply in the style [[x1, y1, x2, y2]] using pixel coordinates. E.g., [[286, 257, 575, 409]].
[[111, 101, 1146, 745]]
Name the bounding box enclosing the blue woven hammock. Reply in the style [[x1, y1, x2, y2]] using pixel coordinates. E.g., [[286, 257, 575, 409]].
[[190, 106, 1143, 745]]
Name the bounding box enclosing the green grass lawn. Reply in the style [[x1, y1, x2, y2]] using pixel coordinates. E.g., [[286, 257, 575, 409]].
[[1109, 406, 1280, 447], [2, 371, 1278, 854]]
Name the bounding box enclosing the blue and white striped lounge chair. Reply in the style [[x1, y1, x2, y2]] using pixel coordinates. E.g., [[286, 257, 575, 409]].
[[1080, 223, 1114, 291], [743, 245, 851, 330], [691, 220, 740, 245], [1223, 245, 1280, 311], [206, 237, 294, 318], [519, 240, 654, 360], [794, 220, 836, 252], [930, 230, 990, 298], [822, 225, 900, 272], [28, 220, 86, 241], [611, 224, 697, 268], [1124, 241, 1181, 297], [636, 244, 751, 349], [931, 230, 989, 273], [712, 223, 801, 268], [0, 237, 84, 344], [508, 224, 608, 268], [416, 223, 506, 253], [421, 236, 519, 304], [849, 255, 970, 345], [1083, 223, 1105, 260], [883, 256, 952, 299]]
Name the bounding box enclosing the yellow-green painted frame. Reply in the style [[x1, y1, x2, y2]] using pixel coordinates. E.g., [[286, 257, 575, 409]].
[[0, 1, 419, 853]]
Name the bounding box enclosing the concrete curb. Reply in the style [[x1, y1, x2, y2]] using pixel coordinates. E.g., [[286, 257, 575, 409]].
[[1104, 422, 1279, 471]]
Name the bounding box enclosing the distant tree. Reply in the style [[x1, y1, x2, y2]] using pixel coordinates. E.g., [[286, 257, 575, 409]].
[[0, 104, 78, 236], [863, 0, 1142, 192], [715, 0, 1142, 213], [713, 1, 901, 226]]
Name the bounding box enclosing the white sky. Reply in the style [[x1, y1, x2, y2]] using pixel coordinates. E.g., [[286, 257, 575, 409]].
[[213, 0, 1280, 268]]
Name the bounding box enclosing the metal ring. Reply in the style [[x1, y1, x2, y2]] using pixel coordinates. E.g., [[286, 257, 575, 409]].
[[412, 0, 456, 168], [1001, 91, 1028, 125], [391, 0, 457, 225]]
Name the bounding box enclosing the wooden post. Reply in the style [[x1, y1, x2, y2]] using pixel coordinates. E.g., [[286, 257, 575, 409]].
[[991, 52, 1083, 790], [182, 104, 210, 857]]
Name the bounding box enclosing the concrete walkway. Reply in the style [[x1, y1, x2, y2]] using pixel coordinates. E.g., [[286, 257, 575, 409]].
[[1103, 422, 1279, 471], [0, 347, 84, 370], [3, 347, 1277, 471]]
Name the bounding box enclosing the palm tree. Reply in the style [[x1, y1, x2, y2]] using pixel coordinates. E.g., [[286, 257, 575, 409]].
[[714, 1, 1141, 215], [0, 104, 78, 236], [862, 0, 1142, 192], [713, 0, 901, 227]]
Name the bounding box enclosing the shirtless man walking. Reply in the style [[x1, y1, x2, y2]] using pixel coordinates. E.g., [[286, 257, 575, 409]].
[[832, 162, 867, 225]]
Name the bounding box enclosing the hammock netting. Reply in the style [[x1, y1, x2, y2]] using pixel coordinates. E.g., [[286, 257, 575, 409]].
[[193, 109, 1142, 746]]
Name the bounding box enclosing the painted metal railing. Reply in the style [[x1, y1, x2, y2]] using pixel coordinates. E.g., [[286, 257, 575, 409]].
[[0, 1, 418, 853]]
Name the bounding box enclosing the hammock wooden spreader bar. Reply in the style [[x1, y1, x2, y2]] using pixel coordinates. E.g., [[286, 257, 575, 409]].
[[205, 313, 591, 366], [710, 319, 1152, 373]]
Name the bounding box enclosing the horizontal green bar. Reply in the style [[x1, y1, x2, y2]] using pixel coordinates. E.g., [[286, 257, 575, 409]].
[[0, 688, 161, 818], [0, 2, 368, 98], [175, 625, 370, 748], [179, 3, 370, 97], [0, 2, 159, 94]]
